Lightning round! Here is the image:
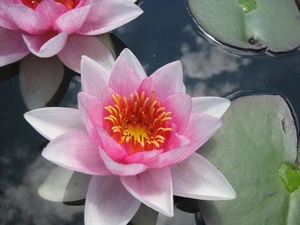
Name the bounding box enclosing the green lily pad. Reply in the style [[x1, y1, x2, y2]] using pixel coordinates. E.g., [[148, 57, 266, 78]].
[[197, 95, 300, 224], [187, 0, 300, 53]]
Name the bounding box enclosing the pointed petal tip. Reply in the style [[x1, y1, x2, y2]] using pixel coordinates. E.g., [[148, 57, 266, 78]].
[[205, 185, 237, 201], [172, 60, 182, 67], [221, 98, 231, 112], [23, 110, 37, 126], [23, 111, 29, 120], [223, 186, 237, 200], [191, 97, 231, 118], [37, 185, 49, 201], [164, 208, 174, 217], [121, 48, 133, 55], [171, 153, 236, 201]]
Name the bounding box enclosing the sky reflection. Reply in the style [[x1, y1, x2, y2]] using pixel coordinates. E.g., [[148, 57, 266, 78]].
[[1, 155, 84, 225], [0, 75, 83, 225]]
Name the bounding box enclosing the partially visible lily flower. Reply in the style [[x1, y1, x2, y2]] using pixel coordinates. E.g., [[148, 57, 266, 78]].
[[0, 0, 143, 71], [24, 49, 236, 225]]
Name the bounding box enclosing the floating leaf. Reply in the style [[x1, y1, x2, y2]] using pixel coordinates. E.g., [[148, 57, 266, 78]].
[[197, 95, 300, 224], [19, 54, 64, 110], [187, 0, 300, 53], [38, 166, 91, 204]]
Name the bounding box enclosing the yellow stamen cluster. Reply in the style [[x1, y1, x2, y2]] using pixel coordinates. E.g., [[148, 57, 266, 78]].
[[104, 91, 172, 153]]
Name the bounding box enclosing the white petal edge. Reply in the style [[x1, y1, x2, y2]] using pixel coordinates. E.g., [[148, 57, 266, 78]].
[[150, 61, 184, 100], [22, 32, 68, 58], [171, 153, 236, 200], [24, 107, 86, 140], [58, 34, 115, 72], [99, 148, 148, 176], [115, 48, 147, 81], [42, 130, 111, 176], [191, 97, 230, 118], [85, 175, 141, 225], [81, 55, 110, 97], [121, 168, 174, 217]]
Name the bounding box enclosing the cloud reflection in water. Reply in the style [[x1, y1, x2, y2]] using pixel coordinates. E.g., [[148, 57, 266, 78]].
[[180, 25, 252, 97], [1, 151, 84, 225]]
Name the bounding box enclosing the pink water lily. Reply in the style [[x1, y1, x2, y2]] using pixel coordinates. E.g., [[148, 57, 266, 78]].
[[24, 49, 236, 225], [0, 0, 142, 71]]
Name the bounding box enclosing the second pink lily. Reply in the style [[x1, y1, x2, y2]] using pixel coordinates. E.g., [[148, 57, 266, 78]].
[[0, 0, 143, 71]]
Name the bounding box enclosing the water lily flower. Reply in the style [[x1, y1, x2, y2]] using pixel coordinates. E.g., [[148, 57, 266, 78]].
[[0, 0, 143, 71], [24, 49, 236, 225]]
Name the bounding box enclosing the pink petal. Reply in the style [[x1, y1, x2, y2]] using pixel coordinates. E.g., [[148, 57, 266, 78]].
[[176, 112, 222, 163], [102, 86, 117, 107], [171, 153, 236, 200], [54, 5, 91, 34], [108, 60, 141, 99], [22, 32, 68, 57], [78, 92, 104, 133], [0, 28, 29, 66], [19, 55, 64, 110], [97, 126, 128, 160], [42, 130, 111, 175], [162, 93, 192, 134], [121, 167, 173, 216], [150, 61, 184, 100], [99, 148, 148, 176], [85, 175, 140, 225], [123, 149, 163, 164], [1, 1, 15, 4], [76, 0, 93, 7], [116, 48, 147, 81], [24, 107, 86, 140], [137, 77, 156, 98], [81, 55, 110, 97], [144, 134, 190, 169], [58, 34, 115, 72], [78, 0, 143, 35], [2, 3, 50, 34], [35, 0, 67, 24], [0, 4, 19, 30], [192, 97, 231, 118]]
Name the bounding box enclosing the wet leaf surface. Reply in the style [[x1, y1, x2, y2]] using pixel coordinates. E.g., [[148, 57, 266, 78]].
[[188, 0, 300, 53], [197, 95, 300, 224]]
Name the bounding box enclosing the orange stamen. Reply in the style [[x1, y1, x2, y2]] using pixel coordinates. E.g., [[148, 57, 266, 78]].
[[21, 0, 77, 10], [54, 0, 77, 10], [104, 91, 173, 154], [21, 0, 41, 10]]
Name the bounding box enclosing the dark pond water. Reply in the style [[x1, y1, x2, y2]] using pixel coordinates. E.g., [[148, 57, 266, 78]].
[[1, 0, 300, 224]]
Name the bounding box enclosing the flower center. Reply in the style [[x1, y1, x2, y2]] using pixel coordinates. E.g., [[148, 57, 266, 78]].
[[21, 0, 41, 9], [54, 0, 77, 10], [104, 91, 173, 154], [21, 0, 77, 10]]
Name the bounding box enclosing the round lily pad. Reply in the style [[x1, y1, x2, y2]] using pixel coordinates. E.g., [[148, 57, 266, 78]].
[[197, 95, 300, 224], [187, 0, 300, 53]]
